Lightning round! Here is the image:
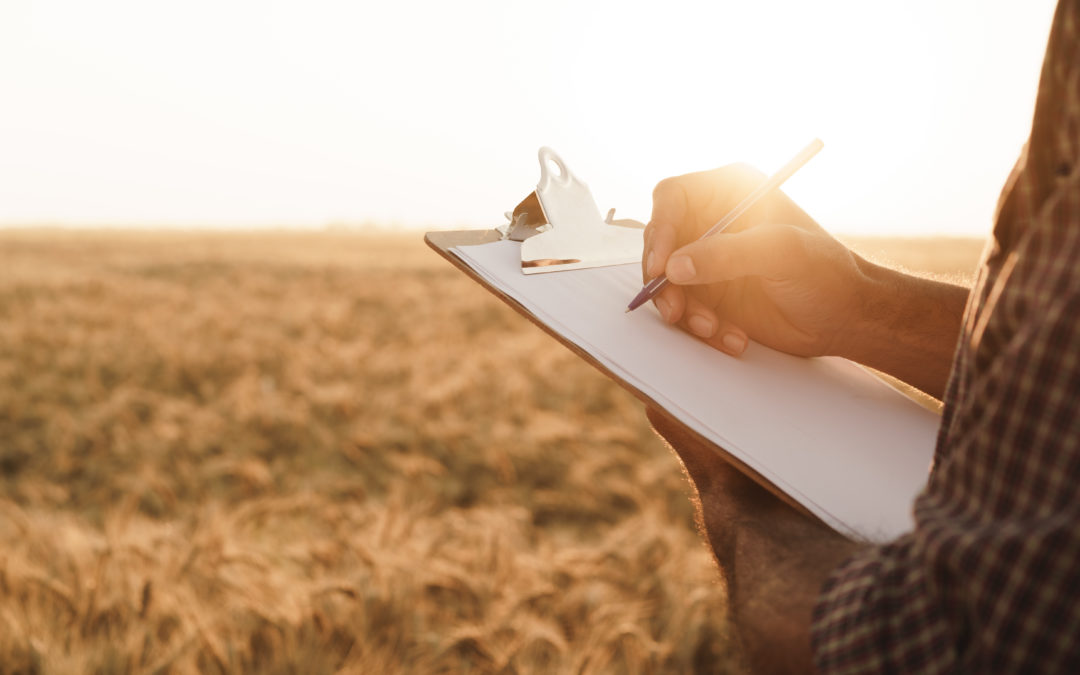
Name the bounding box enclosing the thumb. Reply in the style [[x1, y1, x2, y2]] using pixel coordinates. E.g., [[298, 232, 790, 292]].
[[664, 224, 801, 285]]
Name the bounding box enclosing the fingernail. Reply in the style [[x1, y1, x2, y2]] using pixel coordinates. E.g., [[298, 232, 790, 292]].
[[646, 250, 656, 277], [655, 297, 672, 322], [688, 314, 715, 338], [721, 333, 747, 355], [667, 255, 695, 283]]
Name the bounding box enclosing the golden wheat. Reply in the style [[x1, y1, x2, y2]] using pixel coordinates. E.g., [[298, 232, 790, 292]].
[[0, 229, 983, 674]]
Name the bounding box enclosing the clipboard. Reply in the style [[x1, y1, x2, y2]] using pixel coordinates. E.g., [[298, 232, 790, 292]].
[[425, 229, 941, 542], [423, 148, 939, 542], [425, 228, 821, 522]]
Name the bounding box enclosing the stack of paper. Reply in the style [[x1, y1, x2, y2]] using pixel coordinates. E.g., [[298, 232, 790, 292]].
[[452, 240, 939, 543]]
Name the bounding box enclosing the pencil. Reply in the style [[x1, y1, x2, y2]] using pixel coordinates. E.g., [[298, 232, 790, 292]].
[[626, 138, 824, 313]]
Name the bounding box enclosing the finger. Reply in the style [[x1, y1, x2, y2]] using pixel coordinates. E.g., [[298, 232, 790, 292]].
[[680, 163, 768, 238], [648, 165, 773, 282], [665, 223, 803, 286], [701, 323, 750, 357], [641, 224, 653, 282], [648, 221, 678, 279], [647, 178, 688, 279], [652, 283, 685, 324], [641, 223, 666, 282], [679, 296, 749, 356], [649, 177, 689, 234], [680, 295, 720, 339]]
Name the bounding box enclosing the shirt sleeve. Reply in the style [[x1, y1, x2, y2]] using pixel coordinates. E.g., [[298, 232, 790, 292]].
[[811, 162, 1080, 672], [812, 259, 1080, 670]]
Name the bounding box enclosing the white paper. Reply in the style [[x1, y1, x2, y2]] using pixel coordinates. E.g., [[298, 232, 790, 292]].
[[453, 240, 939, 542]]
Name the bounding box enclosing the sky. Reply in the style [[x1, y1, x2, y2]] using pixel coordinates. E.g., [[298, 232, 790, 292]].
[[0, 0, 1060, 235]]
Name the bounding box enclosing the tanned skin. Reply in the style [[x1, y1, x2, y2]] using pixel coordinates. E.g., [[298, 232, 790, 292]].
[[642, 165, 970, 673]]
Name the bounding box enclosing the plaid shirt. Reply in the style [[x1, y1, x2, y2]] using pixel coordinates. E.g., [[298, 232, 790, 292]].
[[811, 2, 1080, 672]]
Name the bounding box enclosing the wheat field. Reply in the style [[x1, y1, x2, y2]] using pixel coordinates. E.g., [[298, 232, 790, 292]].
[[0, 229, 984, 674]]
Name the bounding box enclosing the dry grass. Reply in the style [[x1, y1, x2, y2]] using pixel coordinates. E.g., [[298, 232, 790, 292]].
[[0, 229, 984, 674]]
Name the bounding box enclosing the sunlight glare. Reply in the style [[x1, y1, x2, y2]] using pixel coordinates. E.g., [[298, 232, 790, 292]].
[[0, 0, 1060, 235]]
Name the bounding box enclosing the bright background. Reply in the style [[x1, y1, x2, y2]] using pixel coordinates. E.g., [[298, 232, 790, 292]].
[[0, 0, 1059, 235]]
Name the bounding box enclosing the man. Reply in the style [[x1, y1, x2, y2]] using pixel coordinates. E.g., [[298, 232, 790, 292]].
[[642, 1, 1080, 671]]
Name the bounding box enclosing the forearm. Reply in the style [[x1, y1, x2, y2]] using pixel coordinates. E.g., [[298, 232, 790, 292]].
[[839, 257, 970, 399]]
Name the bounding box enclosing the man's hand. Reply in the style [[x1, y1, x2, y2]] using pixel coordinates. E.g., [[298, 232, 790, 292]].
[[647, 407, 862, 674], [644, 164, 870, 360], [643, 164, 970, 398]]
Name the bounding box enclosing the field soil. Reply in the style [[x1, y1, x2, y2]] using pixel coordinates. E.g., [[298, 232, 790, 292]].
[[0, 229, 984, 674]]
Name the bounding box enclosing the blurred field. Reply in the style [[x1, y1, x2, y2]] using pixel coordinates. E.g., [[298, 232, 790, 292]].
[[0, 229, 984, 674]]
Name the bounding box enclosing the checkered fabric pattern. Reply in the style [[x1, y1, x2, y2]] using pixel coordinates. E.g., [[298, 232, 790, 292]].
[[811, 2, 1080, 671]]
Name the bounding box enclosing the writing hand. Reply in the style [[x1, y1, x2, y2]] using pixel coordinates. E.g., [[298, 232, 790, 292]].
[[643, 164, 872, 359]]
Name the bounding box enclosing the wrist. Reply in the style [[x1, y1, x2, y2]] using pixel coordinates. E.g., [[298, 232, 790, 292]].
[[834, 256, 968, 398], [835, 256, 908, 360]]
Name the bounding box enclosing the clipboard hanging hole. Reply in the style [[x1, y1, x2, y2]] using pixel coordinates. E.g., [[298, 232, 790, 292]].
[[538, 147, 571, 186]]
